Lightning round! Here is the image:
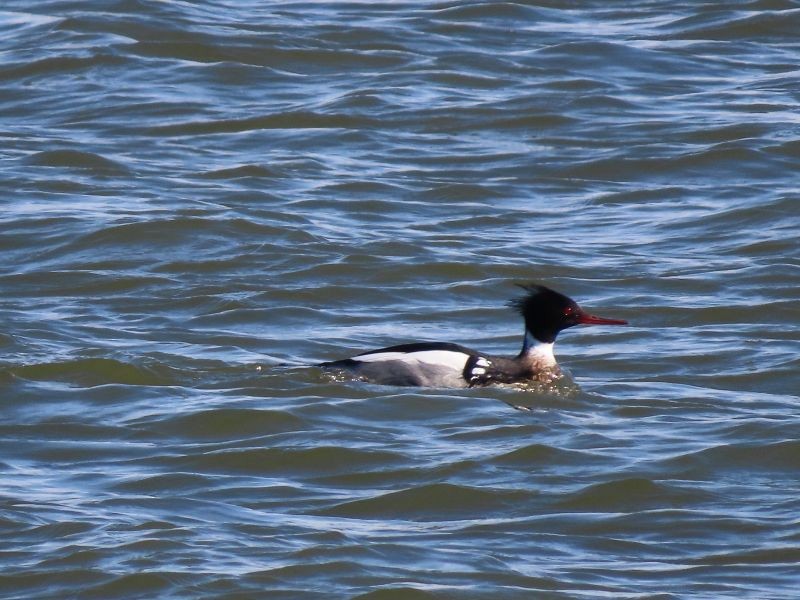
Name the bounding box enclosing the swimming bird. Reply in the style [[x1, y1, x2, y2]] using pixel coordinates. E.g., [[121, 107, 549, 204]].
[[319, 284, 627, 387]]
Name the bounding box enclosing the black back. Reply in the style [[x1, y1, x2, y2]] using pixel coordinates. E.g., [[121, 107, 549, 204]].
[[355, 341, 478, 358], [318, 341, 478, 369]]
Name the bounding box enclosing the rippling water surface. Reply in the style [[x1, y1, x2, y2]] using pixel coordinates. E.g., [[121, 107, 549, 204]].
[[2, 2, 799, 598]]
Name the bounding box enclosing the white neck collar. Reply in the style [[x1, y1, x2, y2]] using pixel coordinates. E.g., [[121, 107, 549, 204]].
[[521, 332, 556, 367]]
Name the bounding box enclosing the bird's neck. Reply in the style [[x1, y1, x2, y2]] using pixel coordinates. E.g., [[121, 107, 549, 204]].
[[519, 331, 557, 370]]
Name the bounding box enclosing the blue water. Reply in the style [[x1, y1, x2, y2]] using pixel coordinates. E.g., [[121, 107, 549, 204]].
[[1, 2, 799, 598]]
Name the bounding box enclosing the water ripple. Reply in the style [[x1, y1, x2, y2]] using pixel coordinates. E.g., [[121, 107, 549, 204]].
[[1, 1, 798, 598]]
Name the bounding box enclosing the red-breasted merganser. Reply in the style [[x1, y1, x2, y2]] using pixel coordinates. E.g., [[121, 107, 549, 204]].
[[320, 284, 627, 387]]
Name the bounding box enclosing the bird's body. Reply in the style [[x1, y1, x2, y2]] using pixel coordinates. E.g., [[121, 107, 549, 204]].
[[320, 284, 626, 388]]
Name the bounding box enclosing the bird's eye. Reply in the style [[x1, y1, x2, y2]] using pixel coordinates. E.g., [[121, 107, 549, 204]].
[[563, 307, 574, 316]]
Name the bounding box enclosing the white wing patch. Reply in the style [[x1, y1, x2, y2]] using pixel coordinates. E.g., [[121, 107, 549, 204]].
[[353, 350, 470, 371], [467, 356, 494, 385]]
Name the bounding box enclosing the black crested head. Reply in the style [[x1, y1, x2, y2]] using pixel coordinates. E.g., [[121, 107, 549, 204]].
[[508, 284, 579, 344], [508, 283, 628, 344]]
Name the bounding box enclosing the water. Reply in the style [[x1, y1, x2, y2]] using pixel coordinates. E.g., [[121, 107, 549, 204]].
[[1, 2, 799, 598]]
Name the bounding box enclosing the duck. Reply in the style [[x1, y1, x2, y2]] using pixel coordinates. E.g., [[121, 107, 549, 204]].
[[319, 284, 627, 387]]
